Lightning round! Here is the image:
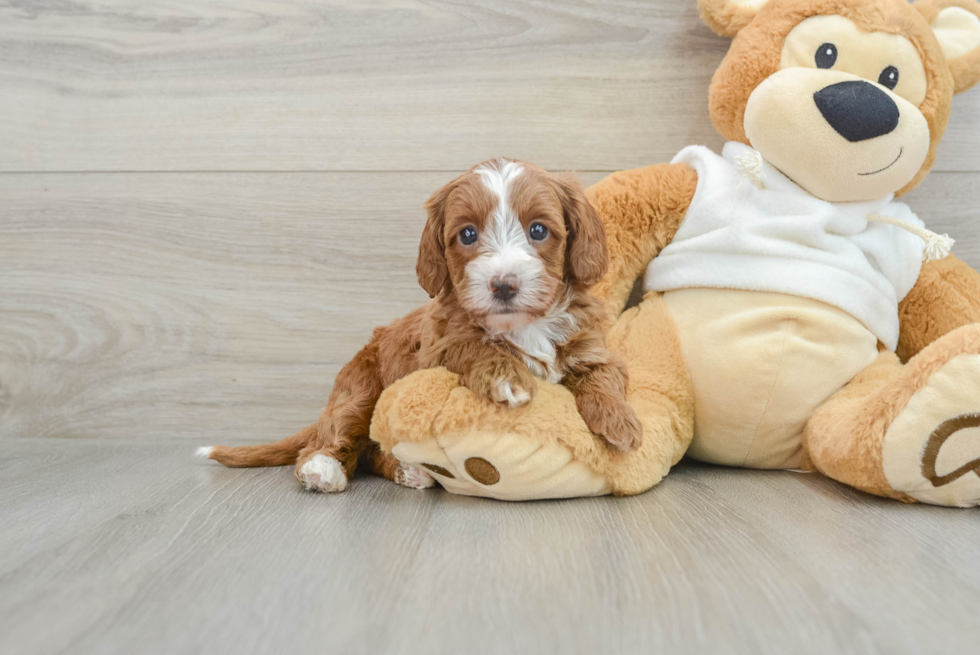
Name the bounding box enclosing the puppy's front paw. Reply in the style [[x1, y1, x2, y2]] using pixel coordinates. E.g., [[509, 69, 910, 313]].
[[464, 358, 537, 409], [582, 400, 643, 452], [491, 378, 534, 408]]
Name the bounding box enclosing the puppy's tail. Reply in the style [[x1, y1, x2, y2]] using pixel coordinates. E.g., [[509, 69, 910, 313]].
[[196, 424, 316, 468]]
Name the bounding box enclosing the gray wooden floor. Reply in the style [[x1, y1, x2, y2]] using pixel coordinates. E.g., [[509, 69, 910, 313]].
[[2, 440, 980, 654], [2, 1, 979, 654]]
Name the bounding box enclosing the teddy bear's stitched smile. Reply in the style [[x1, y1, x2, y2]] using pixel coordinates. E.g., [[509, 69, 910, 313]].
[[858, 147, 904, 176]]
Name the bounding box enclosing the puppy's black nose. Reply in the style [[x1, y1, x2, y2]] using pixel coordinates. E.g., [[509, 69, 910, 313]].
[[813, 81, 899, 143], [490, 274, 519, 301]]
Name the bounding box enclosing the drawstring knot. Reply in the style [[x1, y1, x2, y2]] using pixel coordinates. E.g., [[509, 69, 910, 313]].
[[867, 213, 954, 262], [734, 149, 766, 190]]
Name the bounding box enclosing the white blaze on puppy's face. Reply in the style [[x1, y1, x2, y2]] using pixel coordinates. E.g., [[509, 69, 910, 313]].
[[438, 159, 571, 335], [460, 160, 549, 332]]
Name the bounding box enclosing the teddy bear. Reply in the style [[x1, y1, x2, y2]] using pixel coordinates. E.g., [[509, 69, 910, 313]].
[[370, 0, 980, 506]]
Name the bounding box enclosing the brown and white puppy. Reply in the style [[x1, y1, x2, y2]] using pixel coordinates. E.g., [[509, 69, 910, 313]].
[[200, 159, 642, 493]]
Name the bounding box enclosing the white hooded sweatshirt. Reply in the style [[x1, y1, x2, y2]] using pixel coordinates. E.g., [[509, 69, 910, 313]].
[[644, 142, 926, 351]]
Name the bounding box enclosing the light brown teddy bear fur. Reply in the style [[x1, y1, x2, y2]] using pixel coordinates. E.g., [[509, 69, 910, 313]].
[[916, 0, 980, 92]]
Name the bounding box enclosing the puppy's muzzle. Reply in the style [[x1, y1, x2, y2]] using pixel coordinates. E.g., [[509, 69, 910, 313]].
[[490, 274, 520, 301]]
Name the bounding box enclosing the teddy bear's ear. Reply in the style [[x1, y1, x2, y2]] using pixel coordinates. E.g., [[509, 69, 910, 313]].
[[914, 0, 980, 94], [698, 0, 771, 38]]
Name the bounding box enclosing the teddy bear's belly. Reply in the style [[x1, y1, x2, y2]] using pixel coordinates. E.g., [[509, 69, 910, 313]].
[[663, 288, 880, 469]]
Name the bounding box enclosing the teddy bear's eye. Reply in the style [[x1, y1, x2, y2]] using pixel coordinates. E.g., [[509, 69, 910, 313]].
[[879, 66, 899, 90], [815, 43, 838, 69]]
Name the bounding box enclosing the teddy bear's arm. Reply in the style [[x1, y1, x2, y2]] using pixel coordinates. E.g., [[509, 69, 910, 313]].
[[586, 163, 698, 316], [897, 254, 980, 361]]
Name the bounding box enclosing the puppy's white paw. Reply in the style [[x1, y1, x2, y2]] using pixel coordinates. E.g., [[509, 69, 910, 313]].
[[395, 464, 436, 490], [491, 379, 531, 408], [299, 454, 348, 493]]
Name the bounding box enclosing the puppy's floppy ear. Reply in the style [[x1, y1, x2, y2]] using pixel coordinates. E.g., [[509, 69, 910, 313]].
[[698, 0, 770, 38], [556, 173, 608, 287], [915, 0, 980, 94], [417, 180, 453, 298]]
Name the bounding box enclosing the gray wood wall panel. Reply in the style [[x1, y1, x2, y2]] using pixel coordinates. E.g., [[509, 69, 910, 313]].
[[0, 0, 976, 173]]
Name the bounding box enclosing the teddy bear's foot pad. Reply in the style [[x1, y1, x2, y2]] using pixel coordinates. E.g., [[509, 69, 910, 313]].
[[390, 431, 609, 501], [882, 353, 980, 507]]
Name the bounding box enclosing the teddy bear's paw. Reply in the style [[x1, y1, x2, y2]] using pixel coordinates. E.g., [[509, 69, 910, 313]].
[[882, 352, 980, 507], [920, 415, 980, 488], [298, 454, 349, 493], [390, 435, 610, 501], [394, 464, 436, 490]]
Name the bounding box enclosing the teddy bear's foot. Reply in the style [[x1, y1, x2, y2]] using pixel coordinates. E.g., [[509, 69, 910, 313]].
[[806, 324, 980, 507], [882, 350, 980, 507], [388, 432, 610, 501]]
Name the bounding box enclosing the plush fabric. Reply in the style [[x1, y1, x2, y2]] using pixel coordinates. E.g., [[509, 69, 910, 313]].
[[897, 255, 980, 361], [371, 0, 980, 505], [700, 0, 769, 37], [664, 288, 879, 468], [914, 0, 980, 93], [646, 142, 924, 349], [802, 324, 980, 503], [586, 164, 699, 316]]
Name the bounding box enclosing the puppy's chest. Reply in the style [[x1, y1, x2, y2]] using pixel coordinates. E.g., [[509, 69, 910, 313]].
[[500, 313, 577, 384]]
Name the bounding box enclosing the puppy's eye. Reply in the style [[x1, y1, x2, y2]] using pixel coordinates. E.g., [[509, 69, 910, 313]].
[[528, 223, 549, 241], [459, 226, 478, 246], [815, 43, 838, 69], [879, 66, 899, 90]]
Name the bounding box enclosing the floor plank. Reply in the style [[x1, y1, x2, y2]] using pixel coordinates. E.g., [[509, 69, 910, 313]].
[[1, 0, 977, 173], [0, 439, 977, 655]]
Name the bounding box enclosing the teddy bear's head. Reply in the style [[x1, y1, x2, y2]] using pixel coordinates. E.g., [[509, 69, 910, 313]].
[[699, 0, 980, 201]]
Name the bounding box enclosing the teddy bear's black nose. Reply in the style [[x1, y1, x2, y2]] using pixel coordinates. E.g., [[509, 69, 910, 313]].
[[813, 80, 900, 143]]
